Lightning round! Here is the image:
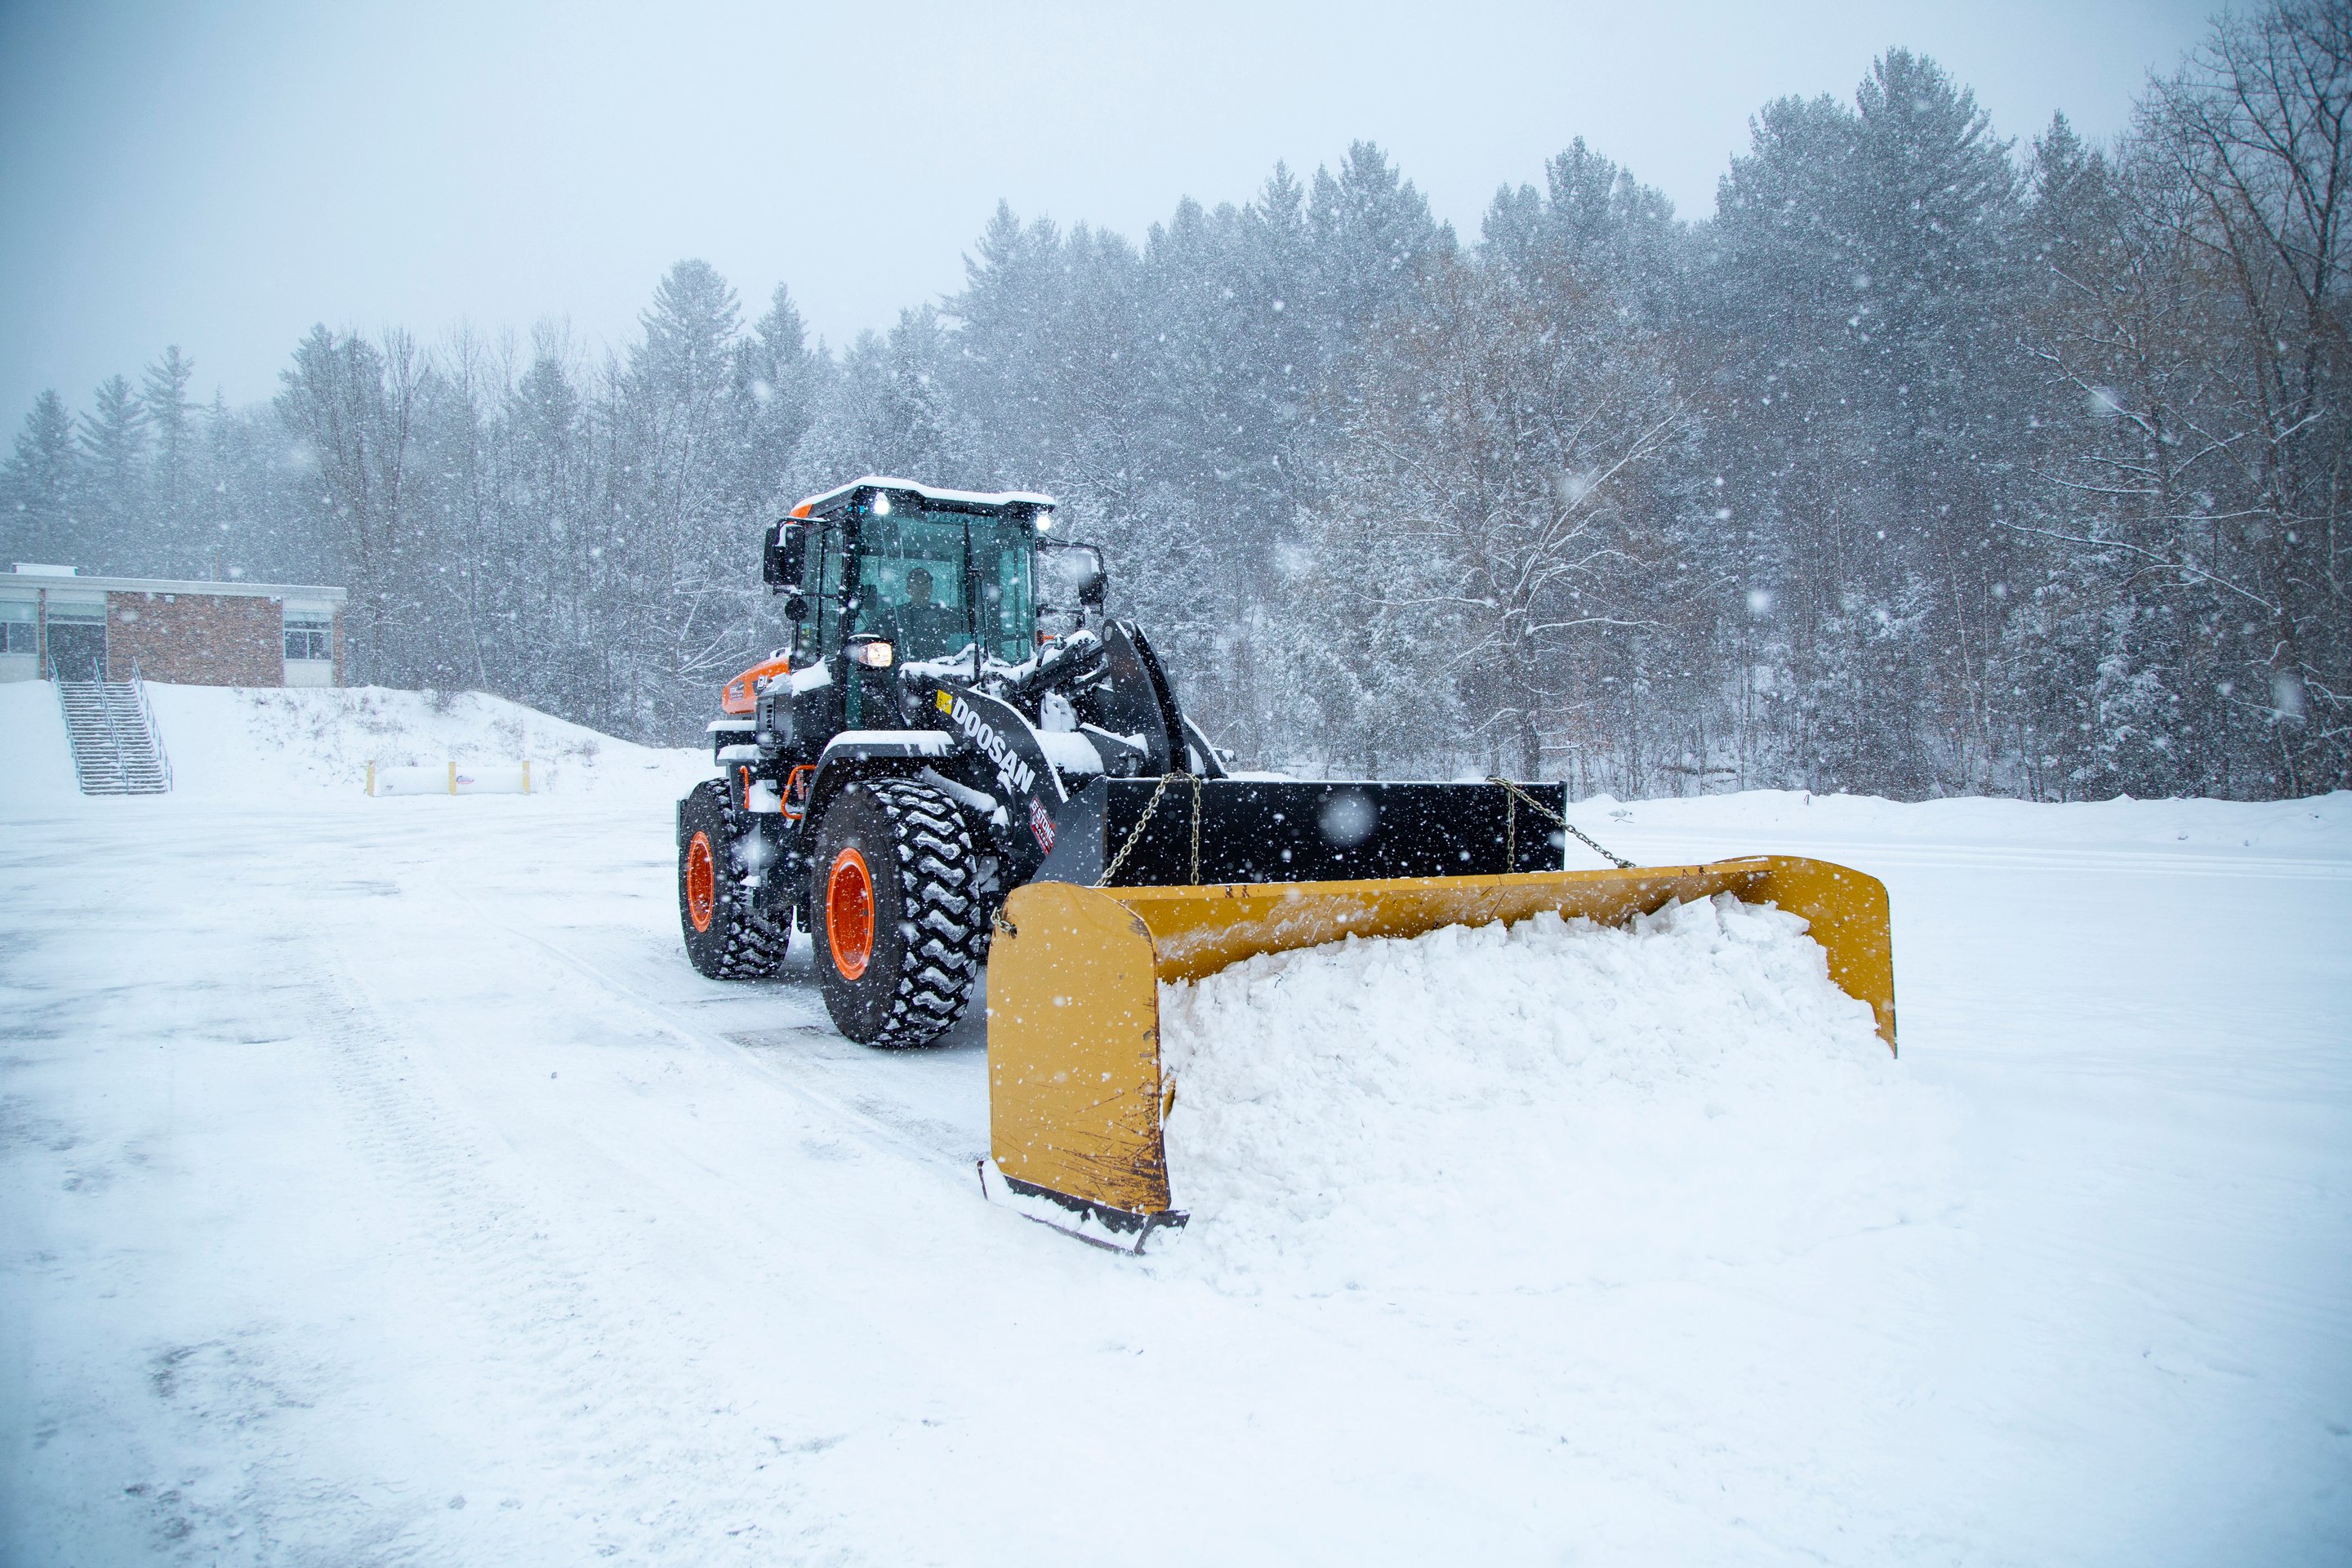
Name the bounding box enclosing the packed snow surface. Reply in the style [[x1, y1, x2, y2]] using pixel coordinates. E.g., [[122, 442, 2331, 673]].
[[1160, 895, 1941, 1286], [2, 685, 2347, 1564]]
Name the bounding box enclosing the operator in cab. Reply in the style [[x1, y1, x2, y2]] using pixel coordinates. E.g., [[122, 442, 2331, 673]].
[[893, 566, 969, 662]]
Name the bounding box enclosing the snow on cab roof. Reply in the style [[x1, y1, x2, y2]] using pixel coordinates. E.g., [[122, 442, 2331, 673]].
[[790, 475, 1058, 515]]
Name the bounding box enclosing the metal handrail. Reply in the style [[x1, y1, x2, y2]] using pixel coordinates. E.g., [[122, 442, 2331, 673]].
[[98, 658, 127, 791], [130, 657, 172, 791], [48, 656, 171, 794], [50, 665, 74, 777], [51, 659, 115, 790]]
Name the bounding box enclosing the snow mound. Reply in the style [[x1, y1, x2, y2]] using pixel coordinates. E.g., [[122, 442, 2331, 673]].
[[154, 684, 703, 800], [1157, 894, 1955, 1285], [0, 680, 707, 805], [1588, 786, 2352, 859]]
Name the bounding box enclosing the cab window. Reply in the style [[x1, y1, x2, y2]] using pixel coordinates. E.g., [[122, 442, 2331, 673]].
[[968, 517, 1036, 663], [854, 513, 973, 664], [814, 526, 845, 654]]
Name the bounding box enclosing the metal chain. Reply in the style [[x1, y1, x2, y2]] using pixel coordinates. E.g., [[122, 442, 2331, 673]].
[[1187, 773, 1202, 884], [1487, 777, 1634, 870], [1097, 770, 1190, 887]]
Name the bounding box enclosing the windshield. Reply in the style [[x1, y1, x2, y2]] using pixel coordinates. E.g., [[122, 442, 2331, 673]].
[[852, 508, 1035, 666], [969, 514, 1035, 664]]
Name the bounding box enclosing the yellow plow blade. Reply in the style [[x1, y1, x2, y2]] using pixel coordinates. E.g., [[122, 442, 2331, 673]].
[[985, 857, 1895, 1245]]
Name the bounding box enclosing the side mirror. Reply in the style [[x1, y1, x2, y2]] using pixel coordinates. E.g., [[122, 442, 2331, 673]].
[[763, 519, 805, 591], [1040, 541, 1108, 615]]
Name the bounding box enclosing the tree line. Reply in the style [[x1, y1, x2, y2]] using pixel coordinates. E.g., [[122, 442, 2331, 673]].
[[7, 1, 2347, 800]]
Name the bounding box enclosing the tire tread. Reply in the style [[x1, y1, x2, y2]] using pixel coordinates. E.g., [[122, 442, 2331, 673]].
[[679, 779, 790, 981], [816, 777, 987, 1048]]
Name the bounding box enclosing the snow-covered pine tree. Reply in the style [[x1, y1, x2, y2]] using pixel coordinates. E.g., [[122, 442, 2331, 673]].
[[1707, 50, 2028, 796], [74, 375, 146, 574], [1, 390, 82, 568], [140, 346, 198, 568]]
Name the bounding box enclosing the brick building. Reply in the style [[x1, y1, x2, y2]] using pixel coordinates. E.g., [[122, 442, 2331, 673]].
[[1, 565, 346, 687]]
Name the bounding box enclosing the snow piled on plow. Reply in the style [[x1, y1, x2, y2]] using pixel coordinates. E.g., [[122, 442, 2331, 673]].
[[1158, 893, 1955, 1281]]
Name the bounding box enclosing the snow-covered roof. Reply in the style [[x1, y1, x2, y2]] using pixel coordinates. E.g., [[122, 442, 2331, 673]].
[[0, 572, 347, 603], [789, 475, 1058, 516]]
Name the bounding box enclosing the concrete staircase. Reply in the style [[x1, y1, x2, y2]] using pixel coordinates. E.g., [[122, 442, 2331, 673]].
[[53, 666, 172, 795]]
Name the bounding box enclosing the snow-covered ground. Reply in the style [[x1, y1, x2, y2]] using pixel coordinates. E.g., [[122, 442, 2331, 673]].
[[2, 681, 2347, 1564], [2, 679, 701, 804]]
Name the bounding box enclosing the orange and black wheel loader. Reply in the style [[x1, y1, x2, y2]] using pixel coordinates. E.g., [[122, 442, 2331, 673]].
[[680, 476, 1896, 1250]]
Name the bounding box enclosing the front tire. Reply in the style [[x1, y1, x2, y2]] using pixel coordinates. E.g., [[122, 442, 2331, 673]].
[[678, 779, 790, 980], [810, 778, 983, 1046]]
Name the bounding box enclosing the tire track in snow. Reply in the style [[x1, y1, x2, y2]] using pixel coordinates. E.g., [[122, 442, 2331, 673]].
[[292, 933, 820, 1563], [430, 870, 991, 1184]]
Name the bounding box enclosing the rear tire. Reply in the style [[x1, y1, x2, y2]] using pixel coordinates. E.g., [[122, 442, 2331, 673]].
[[678, 779, 790, 980], [810, 778, 983, 1047]]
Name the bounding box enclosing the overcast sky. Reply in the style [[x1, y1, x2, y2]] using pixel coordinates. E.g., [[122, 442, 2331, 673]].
[[0, 0, 2216, 422]]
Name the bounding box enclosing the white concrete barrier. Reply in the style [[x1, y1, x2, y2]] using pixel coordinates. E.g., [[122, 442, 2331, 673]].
[[368, 760, 533, 796]]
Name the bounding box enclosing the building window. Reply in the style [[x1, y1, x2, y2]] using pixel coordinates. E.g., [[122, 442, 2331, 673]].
[[41, 600, 106, 679], [0, 603, 33, 654], [285, 612, 332, 662]]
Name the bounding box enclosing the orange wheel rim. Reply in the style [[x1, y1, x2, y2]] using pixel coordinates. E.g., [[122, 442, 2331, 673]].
[[686, 831, 716, 933], [826, 847, 875, 980]]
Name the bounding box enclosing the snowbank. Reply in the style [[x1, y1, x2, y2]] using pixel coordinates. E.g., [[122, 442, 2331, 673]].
[[0, 679, 77, 803], [1572, 785, 2352, 861], [0, 679, 706, 805], [1158, 893, 1955, 1285]]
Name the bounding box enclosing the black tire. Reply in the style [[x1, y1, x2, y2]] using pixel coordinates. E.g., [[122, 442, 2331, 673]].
[[809, 778, 984, 1047], [678, 779, 790, 980]]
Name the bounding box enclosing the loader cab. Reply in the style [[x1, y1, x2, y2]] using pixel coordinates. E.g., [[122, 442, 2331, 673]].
[[767, 479, 1102, 684]]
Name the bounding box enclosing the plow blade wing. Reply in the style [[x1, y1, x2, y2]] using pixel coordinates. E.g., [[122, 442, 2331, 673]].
[[986, 857, 1895, 1244]]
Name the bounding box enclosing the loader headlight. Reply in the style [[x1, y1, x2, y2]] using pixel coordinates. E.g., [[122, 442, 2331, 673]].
[[850, 639, 895, 669], [870, 490, 893, 516]]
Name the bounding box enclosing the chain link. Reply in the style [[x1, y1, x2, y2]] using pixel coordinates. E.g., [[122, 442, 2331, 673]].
[[1486, 776, 1634, 870], [1097, 771, 1200, 887], [1187, 773, 1201, 884]]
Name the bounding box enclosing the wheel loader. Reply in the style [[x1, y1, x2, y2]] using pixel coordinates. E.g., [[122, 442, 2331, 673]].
[[679, 476, 1898, 1250]]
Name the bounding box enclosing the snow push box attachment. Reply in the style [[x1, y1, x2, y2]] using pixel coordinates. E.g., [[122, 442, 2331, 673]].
[[679, 476, 1897, 1253], [986, 776, 1899, 1249]]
